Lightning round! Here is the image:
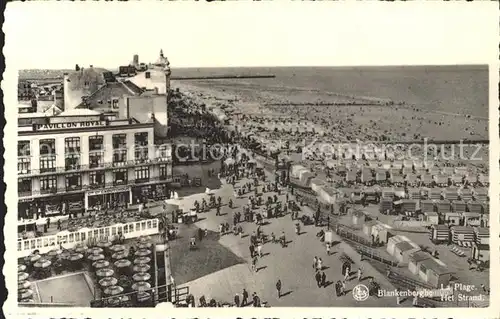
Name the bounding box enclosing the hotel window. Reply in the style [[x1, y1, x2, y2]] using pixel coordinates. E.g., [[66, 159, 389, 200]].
[[135, 132, 148, 146], [89, 135, 104, 151], [65, 153, 81, 171], [157, 144, 171, 160], [65, 137, 81, 154], [40, 175, 57, 192], [112, 134, 127, 149], [113, 169, 128, 185], [65, 174, 82, 190], [39, 139, 55, 156], [112, 98, 119, 109], [18, 141, 30, 157], [18, 178, 32, 196], [113, 149, 127, 163], [159, 164, 168, 179], [89, 152, 104, 168], [39, 156, 56, 173], [134, 166, 150, 183], [89, 171, 105, 187], [135, 146, 148, 163], [18, 158, 31, 174]]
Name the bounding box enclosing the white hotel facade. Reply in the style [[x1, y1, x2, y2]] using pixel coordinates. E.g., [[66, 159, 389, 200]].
[[18, 110, 173, 219]]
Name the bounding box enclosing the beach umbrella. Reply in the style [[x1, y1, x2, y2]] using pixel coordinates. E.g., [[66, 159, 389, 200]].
[[110, 244, 126, 253], [47, 249, 62, 258], [18, 280, 31, 290], [132, 272, 151, 282], [133, 264, 150, 273], [18, 288, 33, 299], [134, 249, 151, 257], [92, 260, 110, 269], [137, 242, 152, 249], [18, 272, 29, 281], [60, 250, 71, 260], [133, 257, 151, 265], [18, 264, 26, 273], [34, 258, 52, 269], [104, 285, 124, 296], [112, 251, 129, 260], [99, 277, 118, 287], [114, 259, 132, 268], [132, 281, 151, 292], [88, 254, 105, 261], [97, 241, 112, 248], [29, 254, 41, 263], [74, 245, 88, 254], [137, 291, 151, 302], [96, 268, 114, 278], [88, 247, 104, 255], [137, 236, 151, 243], [68, 253, 84, 261], [19, 298, 34, 303]]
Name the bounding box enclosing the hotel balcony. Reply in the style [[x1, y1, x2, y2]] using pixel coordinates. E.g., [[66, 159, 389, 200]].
[[17, 157, 172, 178]]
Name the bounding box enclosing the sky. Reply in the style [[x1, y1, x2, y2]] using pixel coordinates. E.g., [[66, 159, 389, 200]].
[[4, 1, 499, 69]]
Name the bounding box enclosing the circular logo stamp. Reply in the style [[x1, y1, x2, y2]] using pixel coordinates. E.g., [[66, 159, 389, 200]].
[[352, 284, 370, 301]]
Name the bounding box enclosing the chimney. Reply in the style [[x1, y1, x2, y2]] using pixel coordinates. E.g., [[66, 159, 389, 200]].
[[154, 87, 159, 95], [90, 65, 93, 68], [145, 71, 151, 79]]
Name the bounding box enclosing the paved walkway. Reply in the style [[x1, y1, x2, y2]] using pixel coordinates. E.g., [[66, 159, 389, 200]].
[[169, 171, 405, 307]]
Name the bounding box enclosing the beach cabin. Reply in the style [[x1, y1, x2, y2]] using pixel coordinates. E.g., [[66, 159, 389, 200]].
[[455, 166, 469, 176], [459, 188, 473, 202], [429, 224, 450, 243], [310, 178, 326, 193], [405, 174, 419, 187], [346, 170, 357, 184], [423, 160, 434, 169], [471, 242, 490, 263], [291, 165, 307, 179], [402, 167, 413, 176], [408, 251, 432, 275], [462, 212, 481, 227], [420, 174, 434, 187], [474, 227, 489, 245], [392, 161, 403, 170], [419, 200, 435, 212], [467, 201, 483, 214], [451, 200, 467, 212], [352, 210, 366, 225], [436, 200, 451, 214], [464, 174, 478, 186], [363, 220, 378, 238], [441, 167, 455, 175], [450, 174, 463, 186], [407, 188, 422, 200], [403, 160, 413, 169], [394, 188, 406, 199], [371, 224, 389, 244], [434, 175, 450, 187], [473, 188, 488, 202], [325, 159, 338, 169], [379, 197, 394, 214], [380, 161, 392, 170], [318, 186, 338, 205], [413, 160, 424, 171], [477, 174, 488, 186], [386, 235, 420, 264], [336, 165, 347, 176], [428, 167, 440, 175], [422, 211, 439, 225], [399, 199, 418, 214], [451, 226, 475, 244], [429, 188, 443, 201], [416, 257, 452, 288], [361, 171, 374, 186], [375, 171, 387, 184], [445, 212, 461, 226], [391, 175, 404, 187], [381, 187, 395, 199], [482, 202, 489, 215], [444, 188, 459, 201]]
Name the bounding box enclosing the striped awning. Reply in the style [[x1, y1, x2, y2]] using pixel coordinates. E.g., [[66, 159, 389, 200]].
[[457, 241, 473, 248]]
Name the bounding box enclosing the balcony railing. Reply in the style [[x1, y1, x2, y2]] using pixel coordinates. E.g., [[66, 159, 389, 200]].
[[18, 157, 172, 177], [66, 185, 83, 192], [18, 175, 174, 199]]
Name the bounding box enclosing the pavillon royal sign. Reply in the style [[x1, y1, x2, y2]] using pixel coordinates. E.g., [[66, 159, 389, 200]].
[[33, 120, 108, 131]]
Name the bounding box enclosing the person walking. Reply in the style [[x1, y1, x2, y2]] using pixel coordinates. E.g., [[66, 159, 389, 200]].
[[257, 242, 263, 258], [317, 258, 323, 271], [313, 256, 318, 270], [234, 293, 240, 307], [249, 244, 255, 258], [252, 256, 258, 272], [357, 268, 363, 281], [340, 280, 346, 296], [276, 279, 282, 298], [315, 271, 322, 288], [321, 271, 327, 288], [242, 289, 249, 306], [326, 242, 331, 256]]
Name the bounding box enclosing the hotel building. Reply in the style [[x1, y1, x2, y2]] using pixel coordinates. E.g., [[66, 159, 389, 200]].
[[18, 109, 173, 219]]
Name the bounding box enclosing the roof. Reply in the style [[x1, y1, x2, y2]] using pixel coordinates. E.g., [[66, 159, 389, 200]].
[[77, 82, 142, 110], [409, 251, 432, 263], [395, 241, 418, 252], [59, 108, 101, 116], [419, 258, 452, 275]]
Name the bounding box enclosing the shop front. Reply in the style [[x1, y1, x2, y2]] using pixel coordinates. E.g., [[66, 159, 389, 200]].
[[18, 199, 35, 220], [132, 182, 171, 204], [35, 193, 84, 218], [86, 186, 132, 211]]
